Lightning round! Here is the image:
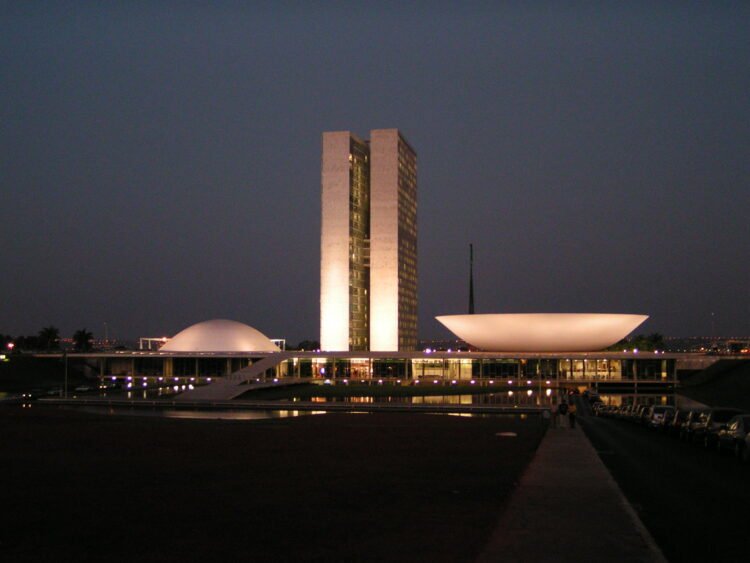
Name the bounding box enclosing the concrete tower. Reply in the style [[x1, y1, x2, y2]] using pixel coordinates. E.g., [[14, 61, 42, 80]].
[[320, 129, 417, 351]]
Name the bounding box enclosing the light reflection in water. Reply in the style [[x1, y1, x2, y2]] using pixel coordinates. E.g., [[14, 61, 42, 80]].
[[74, 407, 327, 421], [68, 406, 536, 421], [298, 391, 680, 409], [595, 393, 676, 407], [100, 386, 180, 401], [302, 393, 558, 407], [161, 410, 327, 420], [79, 389, 681, 418]]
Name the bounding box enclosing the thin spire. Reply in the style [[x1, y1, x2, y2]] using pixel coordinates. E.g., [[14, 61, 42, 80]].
[[469, 243, 475, 314]]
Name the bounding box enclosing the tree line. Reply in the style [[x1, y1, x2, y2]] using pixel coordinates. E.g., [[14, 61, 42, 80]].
[[1, 327, 94, 352], [608, 333, 665, 352]]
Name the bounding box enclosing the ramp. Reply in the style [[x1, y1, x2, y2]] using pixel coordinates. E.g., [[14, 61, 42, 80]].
[[174, 353, 289, 401]]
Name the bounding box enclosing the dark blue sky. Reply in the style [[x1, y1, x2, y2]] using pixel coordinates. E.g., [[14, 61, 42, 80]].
[[1, 2, 748, 342]]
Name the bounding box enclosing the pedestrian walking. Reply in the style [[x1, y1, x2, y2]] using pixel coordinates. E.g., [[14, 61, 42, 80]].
[[558, 401, 568, 427], [568, 402, 577, 428]]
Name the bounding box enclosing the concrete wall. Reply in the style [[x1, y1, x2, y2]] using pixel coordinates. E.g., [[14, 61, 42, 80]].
[[369, 129, 401, 351], [320, 131, 352, 351]]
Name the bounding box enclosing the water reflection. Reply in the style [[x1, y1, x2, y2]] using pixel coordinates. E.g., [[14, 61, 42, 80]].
[[75, 407, 328, 420], [595, 392, 677, 407], [162, 409, 327, 420], [297, 390, 684, 410], [74, 388, 686, 418], [595, 392, 707, 410], [300, 392, 558, 407], [94, 386, 180, 400], [70, 407, 524, 421]]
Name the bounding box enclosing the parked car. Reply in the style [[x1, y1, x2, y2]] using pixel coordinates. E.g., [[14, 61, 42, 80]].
[[667, 409, 690, 437], [680, 410, 708, 442], [634, 405, 650, 424], [658, 406, 678, 432], [640, 405, 653, 423], [693, 408, 745, 448], [645, 405, 676, 429], [716, 414, 750, 458], [614, 405, 629, 419], [584, 389, 601, 403]]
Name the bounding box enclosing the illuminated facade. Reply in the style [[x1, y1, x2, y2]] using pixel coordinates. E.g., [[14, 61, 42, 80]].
[[87, 349, 682, 405], [321, 129, 417, 351], [65, 320, 682, 403], [159, 319, 279, 353], [436, 313, 649, 353]]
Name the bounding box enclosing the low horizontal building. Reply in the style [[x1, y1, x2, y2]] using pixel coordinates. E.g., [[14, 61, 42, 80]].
[[58, 348, 688, 390], [41, 319, 727, 398]]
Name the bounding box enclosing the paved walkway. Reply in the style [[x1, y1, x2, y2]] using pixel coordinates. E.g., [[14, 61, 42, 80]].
[[477, 423, 667, 562]]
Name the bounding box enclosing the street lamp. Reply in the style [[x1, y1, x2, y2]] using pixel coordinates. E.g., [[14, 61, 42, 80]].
[[63, 350, 68, 398]]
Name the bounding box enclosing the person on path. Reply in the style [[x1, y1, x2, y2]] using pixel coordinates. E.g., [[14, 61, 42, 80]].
[[568, 402, 577, 428], [558, 401, 568, 427]]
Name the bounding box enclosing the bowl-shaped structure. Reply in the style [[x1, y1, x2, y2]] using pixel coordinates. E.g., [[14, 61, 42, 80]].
[[160, 319, 279, 353], [435, 313, 648, 353]]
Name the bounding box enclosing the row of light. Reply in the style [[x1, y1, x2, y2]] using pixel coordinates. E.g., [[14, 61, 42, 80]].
[[319, 380, 554, 397], [320, 378, 553, 385], [114, 376, 212, 383]]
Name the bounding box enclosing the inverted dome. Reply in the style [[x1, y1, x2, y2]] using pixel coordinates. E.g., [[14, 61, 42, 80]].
[[160, 319, 280, 353], [436, 313, 648, 353]]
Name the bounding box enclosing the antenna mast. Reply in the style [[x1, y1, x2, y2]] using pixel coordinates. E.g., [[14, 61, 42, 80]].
[[469, 243, 475, 314]]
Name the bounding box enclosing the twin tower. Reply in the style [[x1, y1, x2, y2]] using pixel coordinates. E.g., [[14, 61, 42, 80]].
[[320, 129, 417, 352]]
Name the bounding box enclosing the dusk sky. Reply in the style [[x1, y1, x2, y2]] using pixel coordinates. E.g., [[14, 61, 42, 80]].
[[1, 2, 748, 343]]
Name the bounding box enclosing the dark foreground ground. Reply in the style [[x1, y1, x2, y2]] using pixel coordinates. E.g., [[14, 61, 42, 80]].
[[580, 413, 750, 562], [0, 356, 88, 393], [1, 406, 545, 562]]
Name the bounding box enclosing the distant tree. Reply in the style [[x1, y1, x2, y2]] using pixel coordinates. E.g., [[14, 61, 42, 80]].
[[293, 340, 320, 351], [37, 326, 60, 351], [646, 332, 664, 350], [609, 333, 665, 352], [631, 334, 648, 350], [73, 329, 93, 352], [13, 335, 36, 351], [607, 338, 628, 351]]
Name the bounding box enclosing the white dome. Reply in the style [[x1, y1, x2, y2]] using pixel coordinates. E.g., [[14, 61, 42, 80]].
[[160, 319, 280, 353], [436, 313, 648, 353]]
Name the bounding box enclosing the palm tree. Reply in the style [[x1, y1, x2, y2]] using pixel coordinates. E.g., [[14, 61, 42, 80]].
[[73, 329, 93, 352], [37, 326, 60, 351]]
